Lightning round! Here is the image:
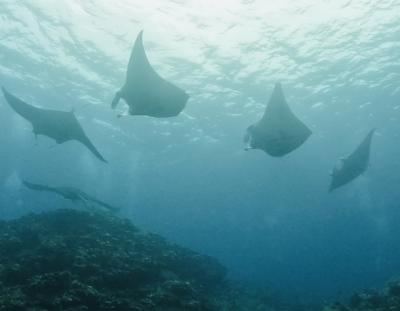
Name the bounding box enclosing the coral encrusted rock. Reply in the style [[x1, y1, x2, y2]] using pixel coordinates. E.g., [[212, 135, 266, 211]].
[[0, 209, 227, 311]]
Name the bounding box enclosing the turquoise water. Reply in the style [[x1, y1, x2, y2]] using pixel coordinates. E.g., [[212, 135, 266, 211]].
[[1, 0, 400, 302]]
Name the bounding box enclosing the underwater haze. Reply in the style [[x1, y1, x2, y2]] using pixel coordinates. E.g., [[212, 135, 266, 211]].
[[1, 0, 400, 303]]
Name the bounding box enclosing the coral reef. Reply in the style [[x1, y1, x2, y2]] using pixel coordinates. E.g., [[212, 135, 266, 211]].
[[324, 281, 400, 311], [0, 209, 226, 311], [0, 208, 319, 311]]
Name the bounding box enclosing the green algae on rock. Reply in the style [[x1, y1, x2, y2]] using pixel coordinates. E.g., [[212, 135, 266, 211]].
[[0, 209, 226, 311]]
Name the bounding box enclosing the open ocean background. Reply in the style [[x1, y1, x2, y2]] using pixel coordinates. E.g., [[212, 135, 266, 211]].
[[1, 0, 400, 303]]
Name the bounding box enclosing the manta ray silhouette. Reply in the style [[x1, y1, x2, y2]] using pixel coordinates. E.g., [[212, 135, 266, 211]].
[[112, 31, 188, 118], [244, 83, 312, 157], [23, 180, 119, 212], [2, 87, 107, 163], [329, 129, 375, 192]]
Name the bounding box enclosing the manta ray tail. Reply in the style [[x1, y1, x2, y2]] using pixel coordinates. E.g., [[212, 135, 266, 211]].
[[23, 180, 42, 191], [2, 87, 39, 121]]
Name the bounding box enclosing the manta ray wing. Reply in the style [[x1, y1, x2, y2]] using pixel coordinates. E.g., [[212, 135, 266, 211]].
[[2, 88, 107, 163], [65, 113, 108, 163], [245, 83, 312, 157], [23, 181, 64, 196], [112, 31, 188, 118], [329, 129, 375, 192], [24, 181, 82, 202], [126, 30, 159, 86], [24, 180, 118, 212], [2, 87, 41, 126]]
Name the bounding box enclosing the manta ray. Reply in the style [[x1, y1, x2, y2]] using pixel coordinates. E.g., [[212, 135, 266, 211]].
[[2, 87, 107, 163], [111, 31, 188, 118], [329, 129, 375, 192], [23, 180, 119, 212], [244, 83, 312, 157]]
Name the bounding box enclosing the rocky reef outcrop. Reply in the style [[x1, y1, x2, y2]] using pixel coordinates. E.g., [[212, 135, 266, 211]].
[[324, 281, 400, 311], [0, 209, 227, 311]]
